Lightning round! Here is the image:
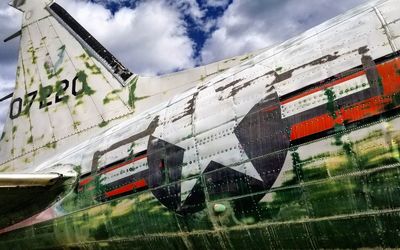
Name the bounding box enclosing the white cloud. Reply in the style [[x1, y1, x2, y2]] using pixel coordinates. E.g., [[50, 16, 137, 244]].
[[205, 0, 230, 8], [59, 0, 196, 75], [201, 0, 368, 64]]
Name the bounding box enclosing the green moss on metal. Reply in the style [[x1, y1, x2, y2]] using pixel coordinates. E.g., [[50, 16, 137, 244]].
[[75, 71, 95, 98], [128, 76, 139, 109], [16, 66, 20, 78], [75, 99, 84, 107], [240, 55, 250, 61], [27, 136, 33, 144], [98, 120, 109, 128], [38, 84, 53, 104], [12, 126, 17, 134], [54, 81, 70, 104], [84, 62, 101, 74], [324, 88, 337, 118], [73, 121, 81, 130], [103, 89, 122, 104], [0, 132, 5, 141], [45, 141, 57, 149], [55, 81, 65, 95], [79, 53, 89, 60], [0, 166, 10, 172], [44, 62, 63, 79], [27, 46, 38, 64]]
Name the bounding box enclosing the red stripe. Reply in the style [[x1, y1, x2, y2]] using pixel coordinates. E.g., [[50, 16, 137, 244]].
[[280, 71, 365, 105], [105, 179, 147, 198], [262, 105, 278, 113], [289, 57, 400, 141], [79, 176, 93, 186], [102, 154, 147, 174]]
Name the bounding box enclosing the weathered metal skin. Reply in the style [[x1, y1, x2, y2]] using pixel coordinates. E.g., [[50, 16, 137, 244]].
[[1, 0, 400, 249]]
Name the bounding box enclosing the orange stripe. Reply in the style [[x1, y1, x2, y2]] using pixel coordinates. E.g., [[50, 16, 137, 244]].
[[377, 58, 400, 95], [79, 176, 93, 186], [289, 57, 400, 141], [290, 96, 394, 141], [105, 179, 147, 198]]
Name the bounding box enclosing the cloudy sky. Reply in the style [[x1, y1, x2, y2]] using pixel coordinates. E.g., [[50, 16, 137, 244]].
[[0, 0, 368, 133]]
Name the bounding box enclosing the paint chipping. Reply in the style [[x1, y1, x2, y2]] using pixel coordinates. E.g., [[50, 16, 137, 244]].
[[172, 92, 198, 122], [271, 53, 341, 85]]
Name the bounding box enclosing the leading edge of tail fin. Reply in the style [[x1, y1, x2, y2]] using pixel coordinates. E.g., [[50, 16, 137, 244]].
[[0, 0, 137, 172], [10, 0, 135, 85]]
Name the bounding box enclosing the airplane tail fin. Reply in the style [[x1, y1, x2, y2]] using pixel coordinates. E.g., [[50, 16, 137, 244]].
[[0, 0, 136, 172]]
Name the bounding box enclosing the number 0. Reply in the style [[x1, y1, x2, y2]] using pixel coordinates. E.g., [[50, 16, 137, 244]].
[[10, 97, 22, 120]]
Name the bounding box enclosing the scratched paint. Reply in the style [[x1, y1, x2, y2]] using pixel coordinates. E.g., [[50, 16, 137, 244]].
[[1, 0, 400, 249]]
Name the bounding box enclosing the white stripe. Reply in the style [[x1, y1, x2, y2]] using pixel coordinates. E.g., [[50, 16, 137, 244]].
[[281, 74, 369, 118], [100, 158, 148, 185]]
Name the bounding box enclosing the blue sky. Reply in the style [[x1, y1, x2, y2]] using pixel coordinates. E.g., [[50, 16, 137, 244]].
[[0, 0, 368, 131]]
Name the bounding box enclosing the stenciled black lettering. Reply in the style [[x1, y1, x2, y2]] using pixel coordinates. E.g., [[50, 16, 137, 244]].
[[39, 85, 53, 109], [72, 76, 84, 96], [10, 97, 22, 119], [55, 80, 69, 103], [24, 91, 37, 113]]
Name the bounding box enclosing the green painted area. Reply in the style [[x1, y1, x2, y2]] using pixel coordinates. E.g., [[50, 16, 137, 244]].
[[0, 132, 5, 141], [128, 76, 139, 109]]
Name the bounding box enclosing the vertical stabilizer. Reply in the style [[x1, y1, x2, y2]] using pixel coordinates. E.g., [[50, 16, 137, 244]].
[[0, 0, 137, 172]]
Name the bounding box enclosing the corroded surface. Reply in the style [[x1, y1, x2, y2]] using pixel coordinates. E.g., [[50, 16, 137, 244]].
[[1, 0, 400, 249]]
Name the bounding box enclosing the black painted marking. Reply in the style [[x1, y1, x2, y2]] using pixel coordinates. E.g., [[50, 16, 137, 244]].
[[91, 116, 159, 173], [9, 97, 22, 119], [4, 30, 21, 43], [147, 136, 185, 213], [235, 90, 290, 191], [0, 93, 13, 103]]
